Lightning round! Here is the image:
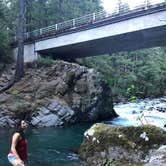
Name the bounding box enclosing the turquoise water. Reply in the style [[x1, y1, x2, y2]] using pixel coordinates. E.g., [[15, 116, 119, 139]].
[[0, 123, 92, 166]]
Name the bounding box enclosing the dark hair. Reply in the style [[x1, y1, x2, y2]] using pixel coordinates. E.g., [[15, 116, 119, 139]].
[[14, 119, 25, 138], [15, 120, 23, 130]]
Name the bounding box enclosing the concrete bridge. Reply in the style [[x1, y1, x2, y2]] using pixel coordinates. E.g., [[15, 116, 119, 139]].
[[12, 1, 166, 62]]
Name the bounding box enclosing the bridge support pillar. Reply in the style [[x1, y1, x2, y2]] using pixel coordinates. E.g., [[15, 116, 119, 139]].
[[34, 51, 41, 60], [12, 43, 38, 62]]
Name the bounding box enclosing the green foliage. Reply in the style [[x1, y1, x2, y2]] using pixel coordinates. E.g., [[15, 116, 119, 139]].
[[35, 57, 56, 68], [115, 0, 130, 13], [6, 0, 103, 32], [127, 84, 137, 102], [77, 47, 166, 101], [3, 0, 18, 34], [0, 2, 8, 53], [0, 0, 12, 70], [0, 0, 102, 68], [98, 159, 116, 166]]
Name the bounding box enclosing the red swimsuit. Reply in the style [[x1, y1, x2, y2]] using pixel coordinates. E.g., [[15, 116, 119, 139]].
[[9, 137, 28, 160]]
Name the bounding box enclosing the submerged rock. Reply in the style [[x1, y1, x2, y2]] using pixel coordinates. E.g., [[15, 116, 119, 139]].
[[79, 123, 166, 166], [0, 61, 117, 127]]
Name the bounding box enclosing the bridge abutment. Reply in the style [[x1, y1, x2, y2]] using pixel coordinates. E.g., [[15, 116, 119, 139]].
[[12, 43, 39, 62]]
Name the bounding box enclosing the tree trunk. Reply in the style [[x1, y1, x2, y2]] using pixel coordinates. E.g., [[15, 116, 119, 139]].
[[0, 0, 25, 93], [15, 0, 25, 82]]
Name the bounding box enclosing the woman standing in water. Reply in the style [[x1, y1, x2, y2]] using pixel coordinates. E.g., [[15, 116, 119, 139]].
[[8, 120, 28, 166]]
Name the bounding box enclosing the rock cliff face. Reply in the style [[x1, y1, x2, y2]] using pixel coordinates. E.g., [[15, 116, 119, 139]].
[[0, 61, 117, 127], [79, 123, 166, 166]]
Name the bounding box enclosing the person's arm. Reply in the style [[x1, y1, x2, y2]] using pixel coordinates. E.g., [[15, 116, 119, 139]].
[[11, 132, 24, 164]]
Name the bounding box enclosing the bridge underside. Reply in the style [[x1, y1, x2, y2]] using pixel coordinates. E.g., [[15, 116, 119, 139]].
[[39, 25, 166, 59]]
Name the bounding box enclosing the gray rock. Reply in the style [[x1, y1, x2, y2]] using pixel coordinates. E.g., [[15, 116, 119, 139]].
[[6, 117, 15, 127], [144, 145, 166, 166], [38, 107, 50, 115], [31, 98, 74, 127], [31, 114, 62, 127], [0, 94, 10, 103], [0, 61, 116, 127], [39, 114, 60, 127], [0, 116, 14, 127], [47, 101, 60, 111], [58, 107, 68, 117], [0, 117, 7, 127], [31, 117, 41, 126]]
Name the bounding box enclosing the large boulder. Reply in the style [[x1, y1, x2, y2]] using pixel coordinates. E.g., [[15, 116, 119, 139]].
[[79, 123, 166, 166], [0, 61, 117, 127]]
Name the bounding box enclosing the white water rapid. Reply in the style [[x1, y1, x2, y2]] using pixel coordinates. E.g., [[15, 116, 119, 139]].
[[110, 97, 166, 129]]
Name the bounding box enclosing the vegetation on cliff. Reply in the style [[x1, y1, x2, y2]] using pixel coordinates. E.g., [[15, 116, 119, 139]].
[[0, 1, 11, 71], [77, 47, 166, 101], [0, 0, 102, 70]]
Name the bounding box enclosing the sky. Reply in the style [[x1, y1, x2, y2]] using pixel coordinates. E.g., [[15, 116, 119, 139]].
[[101, 0, 165, 13]]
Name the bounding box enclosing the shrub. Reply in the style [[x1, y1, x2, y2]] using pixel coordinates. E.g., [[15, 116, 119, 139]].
[[35, 57, 56, 68]]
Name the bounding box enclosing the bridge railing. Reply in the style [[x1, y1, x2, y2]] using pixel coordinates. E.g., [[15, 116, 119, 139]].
[[13, 0, 166, 43]]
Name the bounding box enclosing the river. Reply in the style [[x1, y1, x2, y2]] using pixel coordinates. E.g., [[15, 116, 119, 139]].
[[0, 97, 165, 166], [110, 96, 166, 128]]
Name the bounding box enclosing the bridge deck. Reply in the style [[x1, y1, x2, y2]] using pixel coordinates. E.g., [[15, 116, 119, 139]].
[[12, 1, 166, 46]]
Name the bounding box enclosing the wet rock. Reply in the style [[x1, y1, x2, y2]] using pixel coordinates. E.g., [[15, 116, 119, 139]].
[[148, 107, 154, 112], [132, 110, 137, 114], [160, 98, 166, 102], [156, 107, 166, 113]]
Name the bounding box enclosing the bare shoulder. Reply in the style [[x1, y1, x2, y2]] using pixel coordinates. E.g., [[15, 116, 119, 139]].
[[13, 132, 21, 139]]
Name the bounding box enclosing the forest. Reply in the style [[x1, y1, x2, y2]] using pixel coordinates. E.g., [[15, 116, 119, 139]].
[[0, 0, 165, 101]]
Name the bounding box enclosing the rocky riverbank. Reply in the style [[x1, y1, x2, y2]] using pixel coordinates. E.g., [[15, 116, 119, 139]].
[[0, 61, 117, 127], [79, 123, 166, 166]]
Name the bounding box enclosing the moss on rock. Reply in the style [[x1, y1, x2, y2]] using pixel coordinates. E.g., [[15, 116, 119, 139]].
[[79, 123, 166, 166]]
